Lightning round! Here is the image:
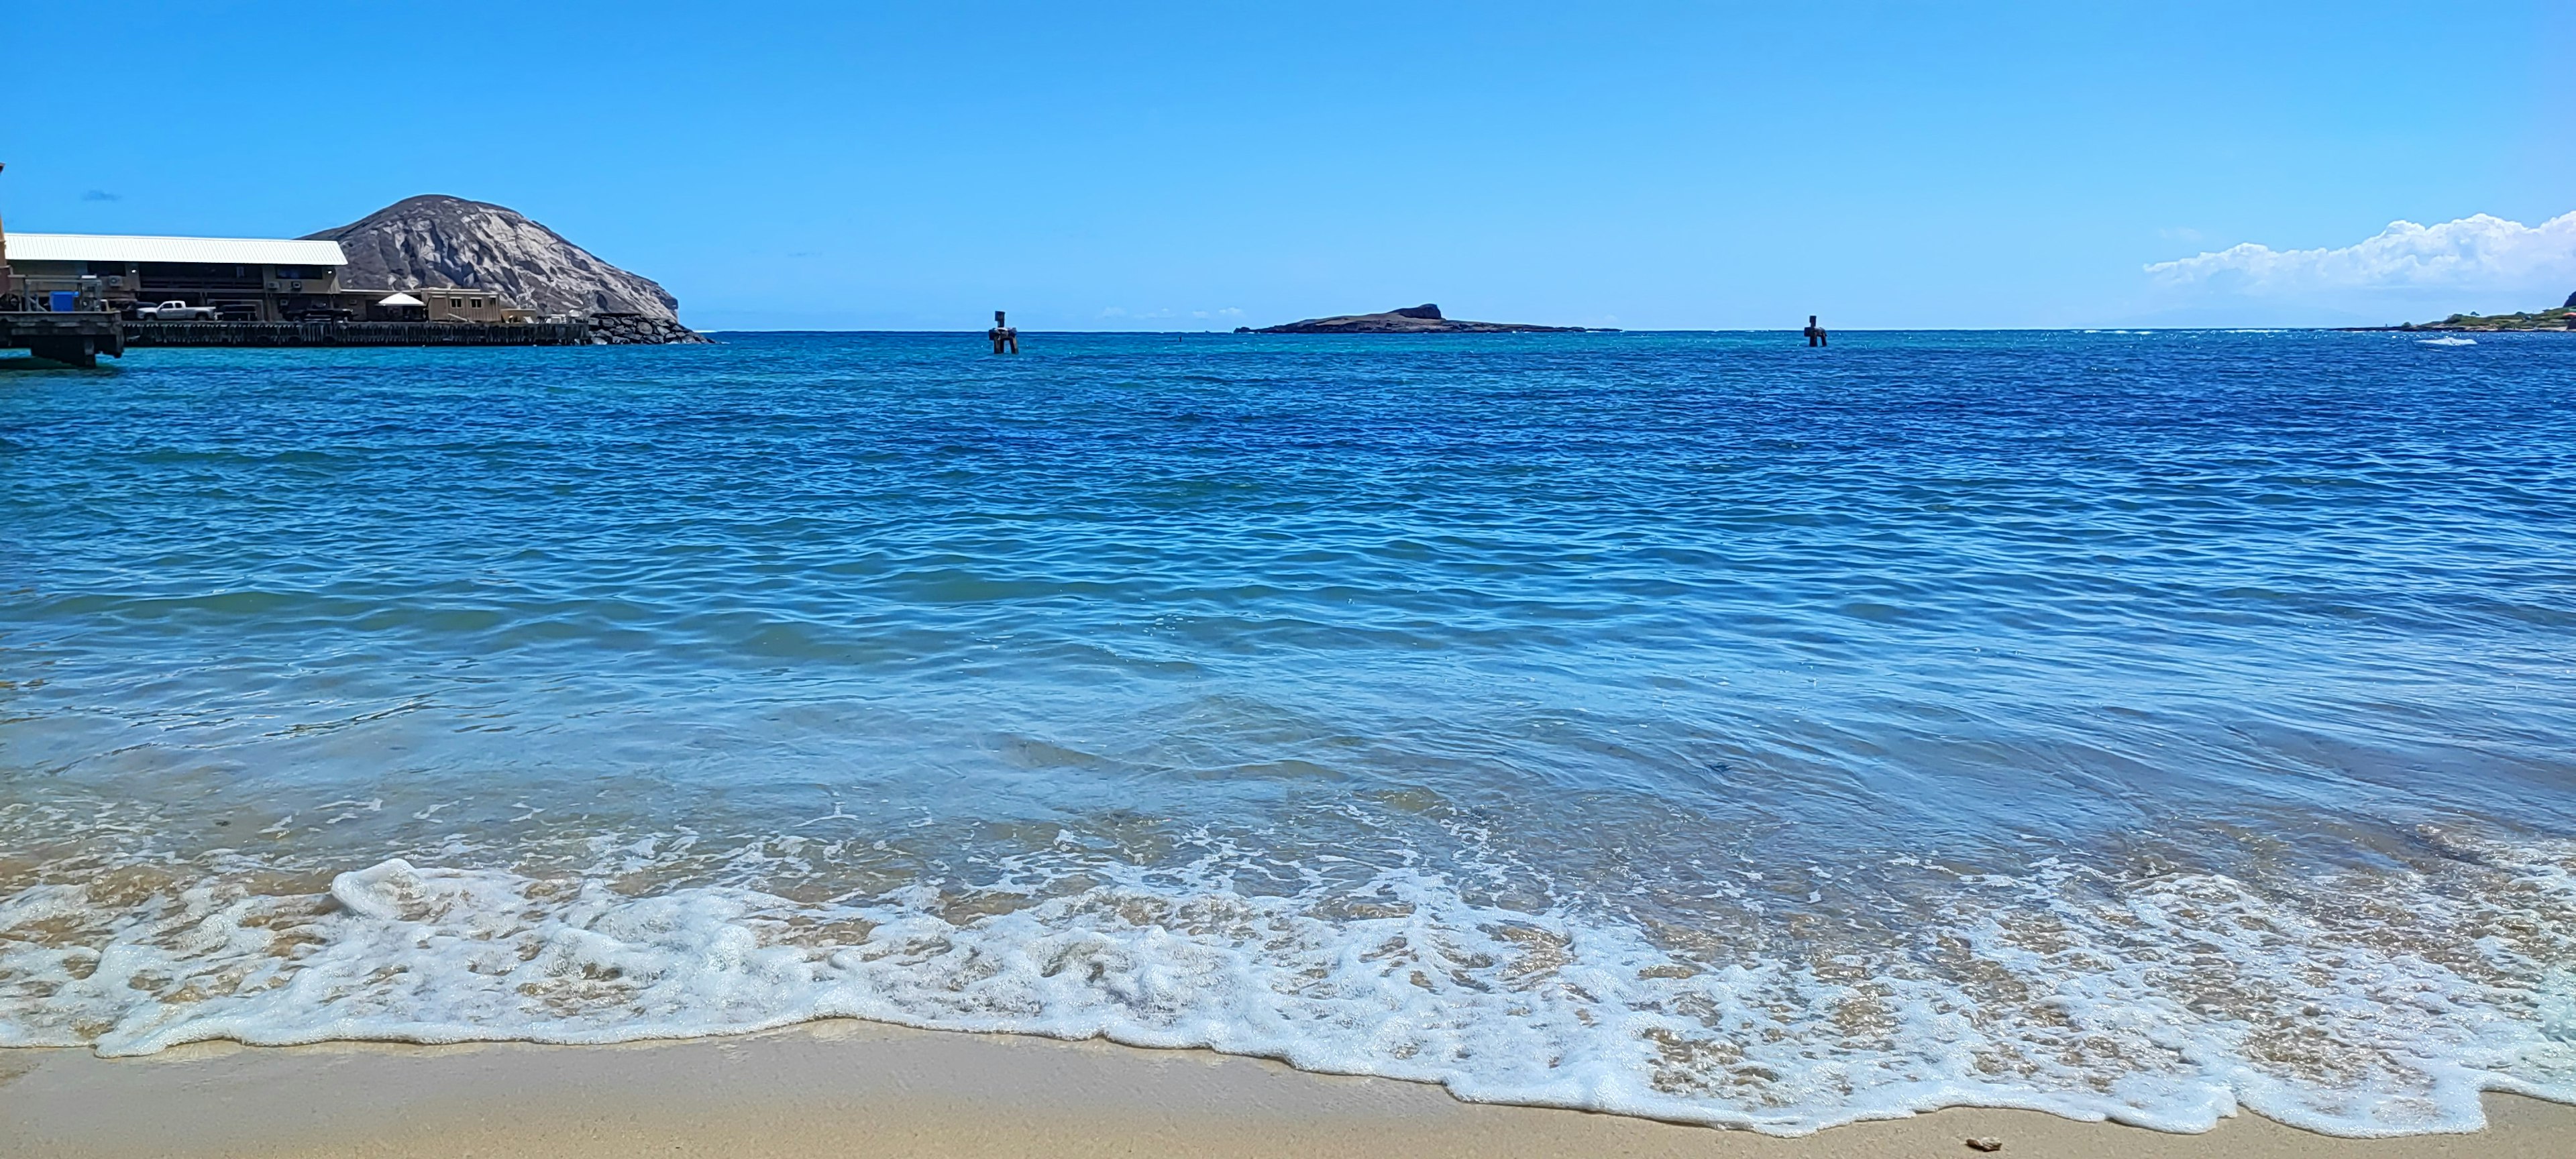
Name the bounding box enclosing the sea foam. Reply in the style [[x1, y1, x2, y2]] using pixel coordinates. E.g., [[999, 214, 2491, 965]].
[[4, 833, 2571, 1137]]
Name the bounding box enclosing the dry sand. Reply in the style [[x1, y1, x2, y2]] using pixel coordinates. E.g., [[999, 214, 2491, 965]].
[[3, 1021, 2571, 1158]]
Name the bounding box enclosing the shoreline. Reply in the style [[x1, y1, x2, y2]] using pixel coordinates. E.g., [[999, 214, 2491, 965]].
[[5, 1022, 2571, 1158]]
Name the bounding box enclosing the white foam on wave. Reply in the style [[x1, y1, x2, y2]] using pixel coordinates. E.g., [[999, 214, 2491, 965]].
[[2418, 336, 2478, 346], [3, 838, 2573, 1137]]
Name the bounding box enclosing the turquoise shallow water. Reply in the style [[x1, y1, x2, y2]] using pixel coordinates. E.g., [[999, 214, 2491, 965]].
[[4, 330, 2575, 1134]]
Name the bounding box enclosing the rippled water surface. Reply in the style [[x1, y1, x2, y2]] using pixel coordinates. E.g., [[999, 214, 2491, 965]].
[[5, 331, 2575, 1134]]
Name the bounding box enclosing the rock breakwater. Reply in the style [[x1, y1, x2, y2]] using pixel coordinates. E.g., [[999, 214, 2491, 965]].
[[588, 313, 711, 345]]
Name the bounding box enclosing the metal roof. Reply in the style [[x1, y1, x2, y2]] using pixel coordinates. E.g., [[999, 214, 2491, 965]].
[[3, 233, 348, 266]]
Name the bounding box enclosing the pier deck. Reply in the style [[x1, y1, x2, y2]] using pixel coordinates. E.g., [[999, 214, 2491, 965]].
[[5, 316, 593, 366], [0, 312, 127, 367], [123, 320, 591, 347]]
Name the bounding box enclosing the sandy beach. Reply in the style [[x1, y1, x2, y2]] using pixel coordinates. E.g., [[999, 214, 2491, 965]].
[[3, 1022, 2569, 1159]]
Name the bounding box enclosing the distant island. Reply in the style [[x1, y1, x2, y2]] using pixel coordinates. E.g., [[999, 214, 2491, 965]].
[[1238, 303, 1611, 334], [2394, 290, 2576, 332]]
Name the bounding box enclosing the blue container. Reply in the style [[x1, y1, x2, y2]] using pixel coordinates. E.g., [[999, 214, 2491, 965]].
[[49, 291, 79, 313]]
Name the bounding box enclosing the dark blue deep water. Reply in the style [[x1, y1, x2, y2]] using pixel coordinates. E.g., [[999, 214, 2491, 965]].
[[4, 330, 2573, 1134]]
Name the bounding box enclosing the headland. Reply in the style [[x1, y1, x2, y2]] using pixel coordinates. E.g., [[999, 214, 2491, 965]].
[[2, 192, 704, 364], [2385, 290, 2576, 331]]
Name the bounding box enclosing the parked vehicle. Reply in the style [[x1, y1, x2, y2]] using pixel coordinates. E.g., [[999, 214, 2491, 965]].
[[135, 300, 218, 321]]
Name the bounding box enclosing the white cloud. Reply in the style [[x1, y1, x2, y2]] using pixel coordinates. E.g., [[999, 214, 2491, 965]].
[[2146, 211, 2576, 294]]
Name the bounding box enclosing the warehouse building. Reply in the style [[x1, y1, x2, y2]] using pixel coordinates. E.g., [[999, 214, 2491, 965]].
[[2, 232, 532, 323], [3, 233, 352, 320]]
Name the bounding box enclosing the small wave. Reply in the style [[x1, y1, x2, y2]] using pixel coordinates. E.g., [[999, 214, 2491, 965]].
[[2418, 337, 2477, 347], [4, 836, 2572, 1138]]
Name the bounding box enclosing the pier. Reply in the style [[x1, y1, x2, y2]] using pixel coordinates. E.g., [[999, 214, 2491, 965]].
[[0, 312, 125, 367], [4, 315, 592, 366], [123, 320, 591, 347]]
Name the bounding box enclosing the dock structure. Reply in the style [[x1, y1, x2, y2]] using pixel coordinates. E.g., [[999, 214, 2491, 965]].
[[3, 168, 655, 361], [123, 320, 590, 347], [0, 312, 126, 367], [4, 315, 594, 366]]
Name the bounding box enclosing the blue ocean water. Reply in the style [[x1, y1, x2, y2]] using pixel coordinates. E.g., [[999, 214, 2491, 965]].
[[3, 329, 2573, 1134]]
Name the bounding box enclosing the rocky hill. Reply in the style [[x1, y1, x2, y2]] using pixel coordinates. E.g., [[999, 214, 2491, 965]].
[[1244, 303, 1603, 334], [306, 195, 701, 340]]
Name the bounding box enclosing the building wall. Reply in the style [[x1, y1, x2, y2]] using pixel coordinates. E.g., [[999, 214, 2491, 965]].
[[264, 265, 339, 297], [9, 249, 518, 323], [10, 259, 345, 319], [416, 288, 510, 323], [5, 260, 119, 311]]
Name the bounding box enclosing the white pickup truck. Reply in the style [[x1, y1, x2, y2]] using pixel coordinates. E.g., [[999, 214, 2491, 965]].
[[135, 300, 219, 321]]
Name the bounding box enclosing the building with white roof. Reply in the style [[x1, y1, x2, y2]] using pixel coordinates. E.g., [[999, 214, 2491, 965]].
[[3, 231, 354, 321], [3, 233, 347, 268]]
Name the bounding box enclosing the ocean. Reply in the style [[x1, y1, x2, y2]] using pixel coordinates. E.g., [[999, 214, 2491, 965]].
[[3, 330, 2573, 1136]]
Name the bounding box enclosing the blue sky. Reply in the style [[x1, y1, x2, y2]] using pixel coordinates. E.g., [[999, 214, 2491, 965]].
[[5, 3, 2569, 329]]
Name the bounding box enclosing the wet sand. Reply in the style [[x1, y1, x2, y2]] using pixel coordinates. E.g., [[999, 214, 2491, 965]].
[[4, 1022, 2570, 1158]]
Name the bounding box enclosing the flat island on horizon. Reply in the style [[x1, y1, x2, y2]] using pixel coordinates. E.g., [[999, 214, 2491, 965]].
[[2393, 290, 2576, 332], [1239, 302, 1611, 334]]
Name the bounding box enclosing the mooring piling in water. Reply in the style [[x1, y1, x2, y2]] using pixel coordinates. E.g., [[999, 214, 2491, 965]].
[[988, 311, 1019, 354], [1805, 315, 1828, 347]]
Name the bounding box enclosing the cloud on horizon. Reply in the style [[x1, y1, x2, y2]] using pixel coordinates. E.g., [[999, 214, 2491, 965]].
[[2147, 211, 2576, 296]]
